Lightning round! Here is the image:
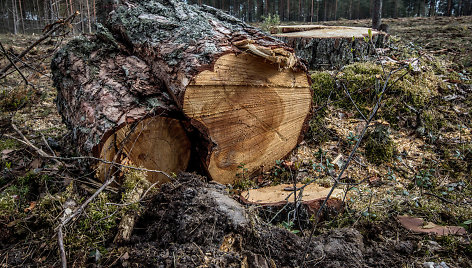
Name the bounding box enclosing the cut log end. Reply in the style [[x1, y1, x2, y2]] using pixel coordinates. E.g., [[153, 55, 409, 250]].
[[97, 117, 191, 184], [183, 53, 311, 184], [240, 183, 343, 205], [240, 183, 344, 223]]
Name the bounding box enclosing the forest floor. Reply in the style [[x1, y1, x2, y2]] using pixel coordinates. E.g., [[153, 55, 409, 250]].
[[0, 16, 471, 267]]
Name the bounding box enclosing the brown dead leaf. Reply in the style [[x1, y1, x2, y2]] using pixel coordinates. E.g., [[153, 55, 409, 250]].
[[24, 201, 37, 213], [397, 215, 467, 236], [1, 149, 14, 160], [368, 176, 382, 187], [29, 158, 43, 169]]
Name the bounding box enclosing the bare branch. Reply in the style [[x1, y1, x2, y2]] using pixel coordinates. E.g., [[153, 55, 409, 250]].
[[0, 11, 78, 79], [6, 127, 173, 180], [8, 123, 61, 165], [57, 175, 115, 268], [0, 41, 34, 89], [341, 82, 367, 121]]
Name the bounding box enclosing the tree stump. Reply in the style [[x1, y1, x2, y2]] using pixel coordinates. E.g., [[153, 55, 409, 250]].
[[271, 25, 389, 69], [52, 0, 312, 185]]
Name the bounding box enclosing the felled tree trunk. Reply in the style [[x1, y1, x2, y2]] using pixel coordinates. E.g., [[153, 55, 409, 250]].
[[272, 25, 389, 69], [52, 0, 312, 185], [52, 37, 191, 183]]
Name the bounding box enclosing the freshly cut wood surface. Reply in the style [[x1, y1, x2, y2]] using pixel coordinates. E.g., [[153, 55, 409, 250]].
[[274, 25, 380, 38], [270, 25, 327, 34], [240, 183, 343, 204], [98, 117, 191, 184], [184, 53, 311, 184]]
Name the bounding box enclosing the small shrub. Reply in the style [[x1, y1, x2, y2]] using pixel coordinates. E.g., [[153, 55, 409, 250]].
[[260, 14, 280, 32], [415, 169, 435, 189], [233, 163, 255, 190], [270, 160, 292, 185]]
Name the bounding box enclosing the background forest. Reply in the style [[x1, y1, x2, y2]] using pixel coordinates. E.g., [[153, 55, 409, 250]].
[[1, 0, 472, 34]]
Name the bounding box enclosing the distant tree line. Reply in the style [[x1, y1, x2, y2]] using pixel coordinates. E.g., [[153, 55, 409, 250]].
[[189, 0, 472, 22], [0, 0, 96, 34], [0, 0, 471, 34]]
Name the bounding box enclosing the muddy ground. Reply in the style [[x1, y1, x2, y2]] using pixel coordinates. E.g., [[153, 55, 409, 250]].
[[1, 16, 472, 267]]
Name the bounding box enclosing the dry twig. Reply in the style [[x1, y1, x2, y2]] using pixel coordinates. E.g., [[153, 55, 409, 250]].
[[0, 11, 78, 79], [0, 41, 34, 89], [57, 175, 115, 268]]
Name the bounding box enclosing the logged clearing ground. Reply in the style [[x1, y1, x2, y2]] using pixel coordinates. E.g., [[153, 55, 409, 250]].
[[1, 16, 472, 267]]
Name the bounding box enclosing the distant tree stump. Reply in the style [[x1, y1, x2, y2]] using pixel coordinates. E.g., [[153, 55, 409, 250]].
[[52, 0, 312, 185], [272, 25, 389, 69]]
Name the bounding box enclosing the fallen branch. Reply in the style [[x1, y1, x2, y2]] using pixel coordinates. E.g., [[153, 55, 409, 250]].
[[57, 175, 115, 268], [0, 49, 47, 76], [4, 131, 173, 180], [113, 176, 150, 243], [0, 11, 78, 79], [0, 41, 34, 89], [9, 123, 61, 165], [423, 192, 455, 205]]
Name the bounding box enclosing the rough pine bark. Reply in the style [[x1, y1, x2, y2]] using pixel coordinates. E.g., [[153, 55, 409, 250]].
[[52, 0, 312, 185]]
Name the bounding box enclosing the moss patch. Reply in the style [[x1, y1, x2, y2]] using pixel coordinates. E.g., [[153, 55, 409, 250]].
[[363, 125, 396, 165], [0, 138, 20, 151], [310, 61, 445, 129]]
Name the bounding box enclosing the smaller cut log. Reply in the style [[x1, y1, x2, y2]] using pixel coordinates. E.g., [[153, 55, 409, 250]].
[[52, 37, 190, 184], [240, 183, 344, 224], [272, 25, 389, 69], [99, 117, 191, 183]]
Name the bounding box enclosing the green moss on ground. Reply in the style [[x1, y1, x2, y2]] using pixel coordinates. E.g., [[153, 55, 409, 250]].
[[0, 138, 20, 151], [309, 61, 446, 130], [311, 71, 337, 106], [363, 125, 396, 165]]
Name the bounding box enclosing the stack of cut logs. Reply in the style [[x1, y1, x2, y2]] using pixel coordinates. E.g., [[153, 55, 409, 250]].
[[52, 0, 312, 185]]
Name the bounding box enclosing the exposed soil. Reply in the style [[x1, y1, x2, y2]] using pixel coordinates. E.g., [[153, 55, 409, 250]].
[[101, 173, 421, 267]]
